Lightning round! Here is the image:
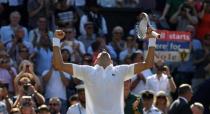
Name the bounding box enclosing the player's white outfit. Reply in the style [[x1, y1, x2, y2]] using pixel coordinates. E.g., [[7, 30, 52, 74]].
[[72, 64, 135, 114]]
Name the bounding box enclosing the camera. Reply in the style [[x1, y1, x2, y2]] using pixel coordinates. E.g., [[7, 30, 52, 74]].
[[23, 83, 31, 92]]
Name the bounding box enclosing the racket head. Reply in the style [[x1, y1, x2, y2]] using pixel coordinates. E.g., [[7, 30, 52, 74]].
[[136, 12, 149, 39]]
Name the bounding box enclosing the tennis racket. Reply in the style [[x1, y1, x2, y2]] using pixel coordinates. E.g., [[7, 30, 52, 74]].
[[136, 12, 160, 39]]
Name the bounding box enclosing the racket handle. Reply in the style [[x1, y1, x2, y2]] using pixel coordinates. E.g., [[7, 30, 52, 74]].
[[152, 31, 160, 38]]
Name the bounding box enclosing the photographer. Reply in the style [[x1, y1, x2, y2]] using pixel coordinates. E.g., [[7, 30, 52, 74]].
[[0, 50, 17, 95], [15, 60, 43, 93], [169, 1, 198, 31], [13, 73, 45, 108], [146, 60, 177, 96]]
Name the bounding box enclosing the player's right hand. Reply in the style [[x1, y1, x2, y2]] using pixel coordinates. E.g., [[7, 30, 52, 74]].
[[145, 27, 154, 38], [55, 30, 65, 40]]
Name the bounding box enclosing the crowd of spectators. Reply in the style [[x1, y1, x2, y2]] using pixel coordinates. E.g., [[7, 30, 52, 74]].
[[0, 0, 210, 114]]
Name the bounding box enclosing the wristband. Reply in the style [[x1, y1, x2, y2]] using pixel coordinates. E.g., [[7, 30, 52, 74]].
[[148, 38, 156, 47], [53, 38, 61, 47]]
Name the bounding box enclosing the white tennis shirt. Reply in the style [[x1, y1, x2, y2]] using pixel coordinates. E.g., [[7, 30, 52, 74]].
[[72, 64, 135, 114]]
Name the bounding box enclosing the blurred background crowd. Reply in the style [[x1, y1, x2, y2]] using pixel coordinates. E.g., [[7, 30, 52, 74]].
[[0, 0, 210, 114]]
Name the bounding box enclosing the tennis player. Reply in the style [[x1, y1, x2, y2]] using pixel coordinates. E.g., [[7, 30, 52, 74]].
[[53, 28, 157, 114]]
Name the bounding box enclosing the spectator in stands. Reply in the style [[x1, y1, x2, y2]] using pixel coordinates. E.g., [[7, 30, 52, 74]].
[[19, 96, 36, 114], [124, 79, 143, 114], [29, 17, 53, 48], [175, 24, 202, 88], [89, 40, 102, 64], [130, 50, 153, 95], [82, 53, 93, 65], [170, 1, 198, 31], [119, 35, 137, 63], [192, 33, 210, 91], [48, 97, 62, 114], [0, 84, 13, 113], [168, 84, 193, 114], [61, 27, 86, 64], [146, 60, 176, 95], [27, 0, 52, 29], [16, 46, 31, 67], [196, 2, 210, 39], [0, 11, 28, 44], [191, 102, 204, 114], [0, 50, 17, 94], [108, 26, 126, 63], [183, 25, 203, 91], [15, 60, 42, 93], [66, 84, 86, 114], [6, 26, 34, 66], [42, 60, 70, 113], [37, 104, 51, 114], [0, 101, 8, 114], [141, 90, 162, 114], [80, 2, 107, 35], [54, 0, 78, 26], [61, 47, 72, 63], [78, 21, 97, 50], [34, 31, 52, 76], [13, 73, 45, 107], [159, 0, 185, 29], [86, 36, 117, 61], [154, 91, 170, 114]]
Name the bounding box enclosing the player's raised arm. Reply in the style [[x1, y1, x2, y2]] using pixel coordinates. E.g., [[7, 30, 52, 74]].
[[52, 30, 73, 75], [134, 28, 156, 74]]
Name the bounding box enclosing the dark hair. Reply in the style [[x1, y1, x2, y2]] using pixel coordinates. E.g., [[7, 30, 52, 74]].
[[130, 53, 138, 62], [69, 94, 78, 102], [141, 90, 154, 100], [91, 40, 101, 52], [61, 49, 71, 62], [130, 51, 143, 62], [178, 84, 192, 96]]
